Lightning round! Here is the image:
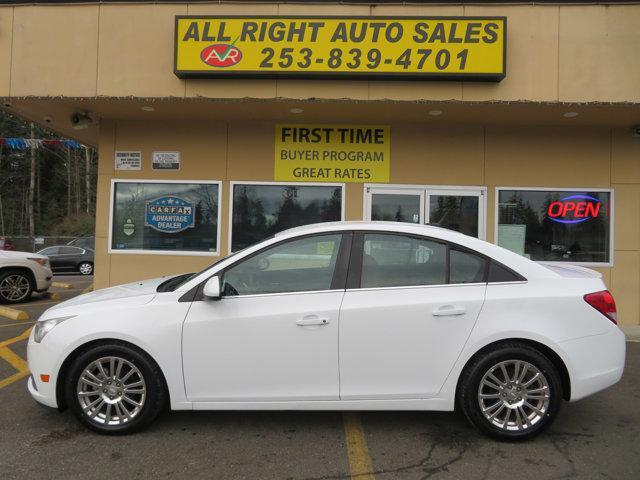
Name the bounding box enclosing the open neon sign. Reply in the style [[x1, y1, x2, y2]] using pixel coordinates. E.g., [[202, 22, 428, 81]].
[[547, 194, 603, 224]]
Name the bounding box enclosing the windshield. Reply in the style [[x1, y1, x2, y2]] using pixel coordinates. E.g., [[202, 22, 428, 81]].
[[155, 252, 237, 293]]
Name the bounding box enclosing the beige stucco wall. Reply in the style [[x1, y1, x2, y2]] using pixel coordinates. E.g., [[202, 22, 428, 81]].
[[0, 3, 639, 102], [93, 121, 640, 325]]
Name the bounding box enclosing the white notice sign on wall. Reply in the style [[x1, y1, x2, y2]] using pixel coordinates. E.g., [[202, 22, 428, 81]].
[[115, 151, 142, 171], [152, 151, 181, 170]]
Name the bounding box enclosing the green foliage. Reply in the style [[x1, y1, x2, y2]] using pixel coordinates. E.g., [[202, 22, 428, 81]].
[[0, 110, 96, 237], [48, 213, 96, 237]]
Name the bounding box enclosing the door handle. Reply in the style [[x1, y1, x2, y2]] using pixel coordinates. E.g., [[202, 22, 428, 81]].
[[296, 316, 330, 326], [432, 305, 466, 317]]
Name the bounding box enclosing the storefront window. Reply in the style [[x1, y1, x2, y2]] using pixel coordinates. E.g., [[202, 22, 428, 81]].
[[111, 181, 220, 254], [497, 189, 612, 264], [231, 183, 343, 251]]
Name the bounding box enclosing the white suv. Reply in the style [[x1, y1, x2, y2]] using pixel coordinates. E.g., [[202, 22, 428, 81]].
[[0, 250, 52, 304]]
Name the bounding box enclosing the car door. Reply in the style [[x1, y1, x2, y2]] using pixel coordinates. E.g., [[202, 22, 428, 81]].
[[58, 246, 82, 271], [182, 232, 350, 402], [339, 232, 487, 399]]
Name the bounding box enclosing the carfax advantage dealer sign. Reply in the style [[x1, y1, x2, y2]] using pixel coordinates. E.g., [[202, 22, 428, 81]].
[[174, 16, 506, 80]]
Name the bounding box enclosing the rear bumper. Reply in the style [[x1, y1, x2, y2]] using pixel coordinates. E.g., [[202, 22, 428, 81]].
[[560, 327, 626, 402]]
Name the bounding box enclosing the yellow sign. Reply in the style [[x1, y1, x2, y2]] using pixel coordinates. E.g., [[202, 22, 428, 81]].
[[275, 125, 390, 183], [174, 16, 506, 80]]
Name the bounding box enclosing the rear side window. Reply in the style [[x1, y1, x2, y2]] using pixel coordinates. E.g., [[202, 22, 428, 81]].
[[450, 249, 487, 284], [361, 234, 447, 288], [488, 261, 523, 283]]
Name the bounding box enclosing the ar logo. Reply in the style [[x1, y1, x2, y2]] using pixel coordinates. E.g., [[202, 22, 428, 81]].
[[200, 40, 242, 68]]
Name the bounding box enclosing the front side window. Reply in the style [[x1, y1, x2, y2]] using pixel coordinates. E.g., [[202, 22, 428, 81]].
[[223, 234, 342, 296], [497, 189, 611, 264], [361, 234, 447, 288], [111, 181, 220, 254], [231, 183, 343, 251]]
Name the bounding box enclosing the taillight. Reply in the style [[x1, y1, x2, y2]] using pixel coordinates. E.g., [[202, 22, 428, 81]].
[[584, 290, 617, 324]]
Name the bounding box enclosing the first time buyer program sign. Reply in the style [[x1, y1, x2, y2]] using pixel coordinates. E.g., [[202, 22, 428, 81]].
[[175, 16, 506, 80], [275, 125, 390, 183]]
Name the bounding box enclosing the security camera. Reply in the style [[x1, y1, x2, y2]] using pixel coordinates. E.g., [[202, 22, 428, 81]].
[[633, 126, 640, 138], [70, 112, 95, 130]]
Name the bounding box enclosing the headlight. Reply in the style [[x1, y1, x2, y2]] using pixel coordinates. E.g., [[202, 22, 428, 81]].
[[33, 316, 75, 343], [28, 257, 49, 268]]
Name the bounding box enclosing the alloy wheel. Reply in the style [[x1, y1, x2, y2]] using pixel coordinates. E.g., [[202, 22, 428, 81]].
[[477, 359, 551, 431], [0, 274, 30, 302], [76, 356, 147, 426], [79, 263, 93, 275]]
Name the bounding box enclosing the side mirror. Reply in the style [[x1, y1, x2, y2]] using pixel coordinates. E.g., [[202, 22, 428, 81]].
[[203, 276, 221, 300]]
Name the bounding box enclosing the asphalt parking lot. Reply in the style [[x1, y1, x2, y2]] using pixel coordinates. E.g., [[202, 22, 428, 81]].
[[0, 275, 638, 479]]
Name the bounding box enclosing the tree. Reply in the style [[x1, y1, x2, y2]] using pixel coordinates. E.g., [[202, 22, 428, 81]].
[[28, 123, 35, 236], [0, 110, 97, 238]]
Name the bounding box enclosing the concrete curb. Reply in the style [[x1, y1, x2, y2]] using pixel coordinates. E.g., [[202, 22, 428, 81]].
[[0, 306, 29, 321], [51, 282, 73, 289], [621, 325, 640, 342]]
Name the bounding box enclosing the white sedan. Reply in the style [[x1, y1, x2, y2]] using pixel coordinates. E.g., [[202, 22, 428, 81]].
[[27, 222, 625, 440]]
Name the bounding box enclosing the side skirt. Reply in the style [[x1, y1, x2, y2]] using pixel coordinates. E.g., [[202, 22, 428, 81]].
[[180, 398, 454, 412]]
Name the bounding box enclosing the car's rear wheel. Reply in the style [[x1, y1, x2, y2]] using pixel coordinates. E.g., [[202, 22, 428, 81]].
[[458, 342, 563, 441], [78, 262, 93, 275], [0, 269, 34, 304], [65, 343, 166, 434]]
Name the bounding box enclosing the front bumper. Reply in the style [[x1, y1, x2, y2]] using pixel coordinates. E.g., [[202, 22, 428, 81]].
[[560, 326, 626, 402], [34, 266, 53, 292], [26, 333, 59, 408]]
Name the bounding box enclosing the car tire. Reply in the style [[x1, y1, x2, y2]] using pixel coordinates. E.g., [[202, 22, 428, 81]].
[[64, 342, 167, 435], [458, 342, 563, 441], [78, 262, 93, 276], [0, 269, 34, 304]]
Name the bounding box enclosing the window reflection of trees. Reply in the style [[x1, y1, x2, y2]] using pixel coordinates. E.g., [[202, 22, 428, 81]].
[[112, 183, 219, 252], [498, 190, 609, 263], [232, 185, 342, 251]]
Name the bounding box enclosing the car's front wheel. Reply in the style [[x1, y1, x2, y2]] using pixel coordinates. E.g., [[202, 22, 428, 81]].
[[65, 343, 166, 434], [458, 342, 563, 441], [0, 269, 34, 304]]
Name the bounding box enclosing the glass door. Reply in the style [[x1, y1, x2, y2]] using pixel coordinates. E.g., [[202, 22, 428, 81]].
[[365, 187, 424, 224], [365, 186, 486, 239], [426, 188, 485, 239]]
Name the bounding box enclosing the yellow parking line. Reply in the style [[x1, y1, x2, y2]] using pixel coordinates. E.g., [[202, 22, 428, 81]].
[[343, 414, 375, 480], [19, 299, 61, 308], [51, 281, 73, 289], [0, 370, 29, 389], [0, 327, 32, 348], [0, 346, 28, 372], [0, 321, 35, 328], [0, 328, 32, 390]]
